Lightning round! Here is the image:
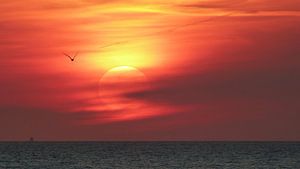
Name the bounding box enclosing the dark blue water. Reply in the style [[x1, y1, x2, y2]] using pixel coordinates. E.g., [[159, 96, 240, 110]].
[[0, 142, 299, 169]]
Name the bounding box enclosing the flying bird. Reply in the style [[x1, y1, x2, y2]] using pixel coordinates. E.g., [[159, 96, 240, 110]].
[[63, 52, 78, 62]]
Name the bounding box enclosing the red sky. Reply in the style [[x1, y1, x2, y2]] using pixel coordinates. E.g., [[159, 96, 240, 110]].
[[0, 0, 300, 141]]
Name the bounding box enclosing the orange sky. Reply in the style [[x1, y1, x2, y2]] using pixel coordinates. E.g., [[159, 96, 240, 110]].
[[0, 0, 300, 141]]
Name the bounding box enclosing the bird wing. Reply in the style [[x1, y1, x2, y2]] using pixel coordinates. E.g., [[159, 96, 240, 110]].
[[73, 51, 79, 59], [63, 53, 73, 60]]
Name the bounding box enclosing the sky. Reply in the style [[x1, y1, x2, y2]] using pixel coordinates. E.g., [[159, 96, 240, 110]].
[[0, 0, 299, 141]]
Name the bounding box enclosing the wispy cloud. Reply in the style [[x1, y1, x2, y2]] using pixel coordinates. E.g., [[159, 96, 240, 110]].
[[1, 0, 300, 140], [178, 0, 300, 14]]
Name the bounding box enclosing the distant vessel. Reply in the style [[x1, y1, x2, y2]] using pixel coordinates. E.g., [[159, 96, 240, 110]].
[[29, 137, 34, 142]]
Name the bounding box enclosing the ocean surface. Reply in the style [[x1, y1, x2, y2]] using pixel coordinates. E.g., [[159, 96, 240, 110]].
[[0, 142, 299, 169]]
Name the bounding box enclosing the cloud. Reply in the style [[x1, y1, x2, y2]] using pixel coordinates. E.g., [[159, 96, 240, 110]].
[[0, 0, 299, 140], [119, 17, 300, 140], [125, 15, 300, 105], [178, 0, 300, 13], [180, 0, 249, 9]]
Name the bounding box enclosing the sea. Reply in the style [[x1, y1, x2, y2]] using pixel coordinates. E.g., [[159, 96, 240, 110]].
[[0, 142, 299, 169]]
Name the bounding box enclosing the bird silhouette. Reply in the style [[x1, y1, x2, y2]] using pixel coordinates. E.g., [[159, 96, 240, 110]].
[[63, 52, 78, 62]]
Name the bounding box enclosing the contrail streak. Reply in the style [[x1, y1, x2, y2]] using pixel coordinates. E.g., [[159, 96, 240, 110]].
[[96, 0, 249, 49]]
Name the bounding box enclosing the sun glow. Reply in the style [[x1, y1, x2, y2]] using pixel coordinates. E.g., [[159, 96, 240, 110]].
[[80, 5, 166, 71], [87, 37, 161, 71]]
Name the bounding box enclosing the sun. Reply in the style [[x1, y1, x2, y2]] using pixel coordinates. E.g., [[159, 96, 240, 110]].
[[98, 66, 148, 109], [104, 66, 143, 74], [99, 66, 147, 87]]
